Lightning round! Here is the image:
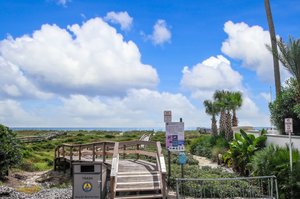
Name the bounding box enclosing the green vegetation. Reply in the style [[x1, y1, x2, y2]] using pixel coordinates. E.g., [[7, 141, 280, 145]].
[[223, 129, 267, 176], [18, 130, 150, 171], [269, 78, 300, 134], [190, 135, 228, 161], [0, 124, 23, 178], [250, 145, 300, 199], [203, 90, 243, 141]]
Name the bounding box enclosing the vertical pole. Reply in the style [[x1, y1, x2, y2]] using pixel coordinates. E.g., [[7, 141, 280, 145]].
[[70, 146, 73, 161], [79, 146, 81, 161], [181, 164, 184, 178], [289, 131, 293, 172], [137, 144, 140, 159], [176, 179, 180, 199], [103, 142, 106, 162], [123, 145, 126, 159], [168, 150, 171, 186], [93, 144, 95, 162]]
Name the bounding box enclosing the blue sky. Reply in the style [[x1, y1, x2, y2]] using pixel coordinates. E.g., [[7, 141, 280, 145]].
[[0, 0, 299, 128]]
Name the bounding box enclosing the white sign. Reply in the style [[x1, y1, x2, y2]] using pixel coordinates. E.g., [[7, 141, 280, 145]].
[[166, 122, 184, 151], [164, 110, 172, 123], [285, 118, 293, 134]]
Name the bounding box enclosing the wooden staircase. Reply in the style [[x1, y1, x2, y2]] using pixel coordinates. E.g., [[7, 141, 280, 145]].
[[115, 171, 163, 199], [110, 141, 167, 199]]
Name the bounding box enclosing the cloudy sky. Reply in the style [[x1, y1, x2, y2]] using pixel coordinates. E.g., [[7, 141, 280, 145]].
[[0, 0, 299, 128]]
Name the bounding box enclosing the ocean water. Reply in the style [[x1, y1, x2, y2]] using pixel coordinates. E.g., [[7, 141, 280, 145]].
[[11, 126, 198, 132]]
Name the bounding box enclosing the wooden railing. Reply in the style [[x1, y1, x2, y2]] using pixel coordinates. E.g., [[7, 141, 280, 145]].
[[54, 141, 116, 164], [109, 140, 167, 199]]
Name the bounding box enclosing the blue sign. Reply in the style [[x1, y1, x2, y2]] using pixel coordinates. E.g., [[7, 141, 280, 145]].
[[178, 152, 187, 165]]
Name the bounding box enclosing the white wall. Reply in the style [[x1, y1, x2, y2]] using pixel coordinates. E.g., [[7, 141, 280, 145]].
[[266, 134, 300, 151], [233, 129, 300, 151]]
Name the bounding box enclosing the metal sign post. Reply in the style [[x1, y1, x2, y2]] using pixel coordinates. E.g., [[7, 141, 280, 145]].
[[285, 118, 293, 172]]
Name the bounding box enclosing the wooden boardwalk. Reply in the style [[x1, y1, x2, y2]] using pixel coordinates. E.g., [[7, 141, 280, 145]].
[[54, 140, 166, 199]]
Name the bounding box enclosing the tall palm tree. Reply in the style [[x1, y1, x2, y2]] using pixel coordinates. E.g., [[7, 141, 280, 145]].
[[223, 91, 235, 141], [264, 0, 281, 97], [203, 100, 219, 136], [231, 91, 243, 127], [276, 37, 300, 93], [214, 90, 227, 135]]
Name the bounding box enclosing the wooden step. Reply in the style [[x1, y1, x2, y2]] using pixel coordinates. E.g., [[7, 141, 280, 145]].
[[114, 193, 163, 199], [116, 186, 161, 192], [117, 181, 160, 189], [118, 171, 159, 175]]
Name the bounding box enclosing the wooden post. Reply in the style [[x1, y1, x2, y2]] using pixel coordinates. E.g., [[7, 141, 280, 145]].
[[103, 142, 106, 162], [79, 146, 82, 161], [54, 147, 57, 171], [62, 145, 65, 158], [123, 145, 126, 159], [137, 144, 140, 159], [93, 144, 95, 162], [70, 146, 73, 161]]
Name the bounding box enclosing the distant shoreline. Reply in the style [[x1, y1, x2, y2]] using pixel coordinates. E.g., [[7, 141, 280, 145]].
[[11, 126, 270, 131]]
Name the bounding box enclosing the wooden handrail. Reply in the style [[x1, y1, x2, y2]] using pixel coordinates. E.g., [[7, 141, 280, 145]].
[[110, 142, 119, 199]]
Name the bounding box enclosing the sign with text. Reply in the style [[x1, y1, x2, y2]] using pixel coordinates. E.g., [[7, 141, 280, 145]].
[[285, 118, 293, 134], [166, 122, 184, 151], [164, 110, 172, 123]]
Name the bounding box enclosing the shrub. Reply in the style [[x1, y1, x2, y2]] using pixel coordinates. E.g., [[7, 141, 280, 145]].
[[0, 124, 23, 178], [223, 129, 267, 176], [104, 134, 115, 139], [190, 135, 228, 159], [250, 145, 300, 199], [269, 78, 300, 135]]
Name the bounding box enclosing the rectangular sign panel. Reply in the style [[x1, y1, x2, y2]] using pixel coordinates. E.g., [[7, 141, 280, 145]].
[[164, 110, 172, 123], [166, 122, 184, 151], [285, 118, 293, 133]]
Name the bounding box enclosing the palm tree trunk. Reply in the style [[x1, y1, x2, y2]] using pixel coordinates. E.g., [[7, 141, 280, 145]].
[[225, 111, 233, 141], [219, 110, 226, 136], [264, 0, 281, 97], [232, 109, 238, 127], [211, 115, 218, 136]]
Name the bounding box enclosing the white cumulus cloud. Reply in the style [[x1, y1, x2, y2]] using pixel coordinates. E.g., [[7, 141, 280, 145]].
[[0, 18, 159, 96], [0, 57, 52, 99], [104, 11, 133, 31], [149, 19, 171, 45], [221, 21, 290, 82], [181, 55, 243, 99], [180, 55, 270, 127], [0, 89, 202, 128]]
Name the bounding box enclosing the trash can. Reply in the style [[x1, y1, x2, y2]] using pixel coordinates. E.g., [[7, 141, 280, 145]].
[[72, 162, 103, 199]]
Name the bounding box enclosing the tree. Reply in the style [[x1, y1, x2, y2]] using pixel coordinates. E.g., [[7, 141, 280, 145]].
[[230, 91, 243, 127], [214, 90, 227, 135], [269, 78, 300, 135], [0, 124, 23, 178], [203, 100, 219, 136], [271, 37, 300, 96], [264, 0, 281, 97], [223, 91, 235, 141]]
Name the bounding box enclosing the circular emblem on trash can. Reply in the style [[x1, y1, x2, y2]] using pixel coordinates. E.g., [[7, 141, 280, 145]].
[[82, 181, 93, 192]]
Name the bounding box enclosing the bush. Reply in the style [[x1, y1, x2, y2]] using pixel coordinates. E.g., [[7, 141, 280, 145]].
[[0, 124, 23, 178], [250, 145, 300, 199], [223, 129, 267, 176], [269, 78, 300, 135], [104, 134, 115, 139], [190, 135, 228, 159]]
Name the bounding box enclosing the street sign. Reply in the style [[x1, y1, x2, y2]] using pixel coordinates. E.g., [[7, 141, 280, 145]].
[[164, 111, 172, 123], [178, 152, 187, 165], [166, 122, 184, 151], [285, 118, 293, 134]]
